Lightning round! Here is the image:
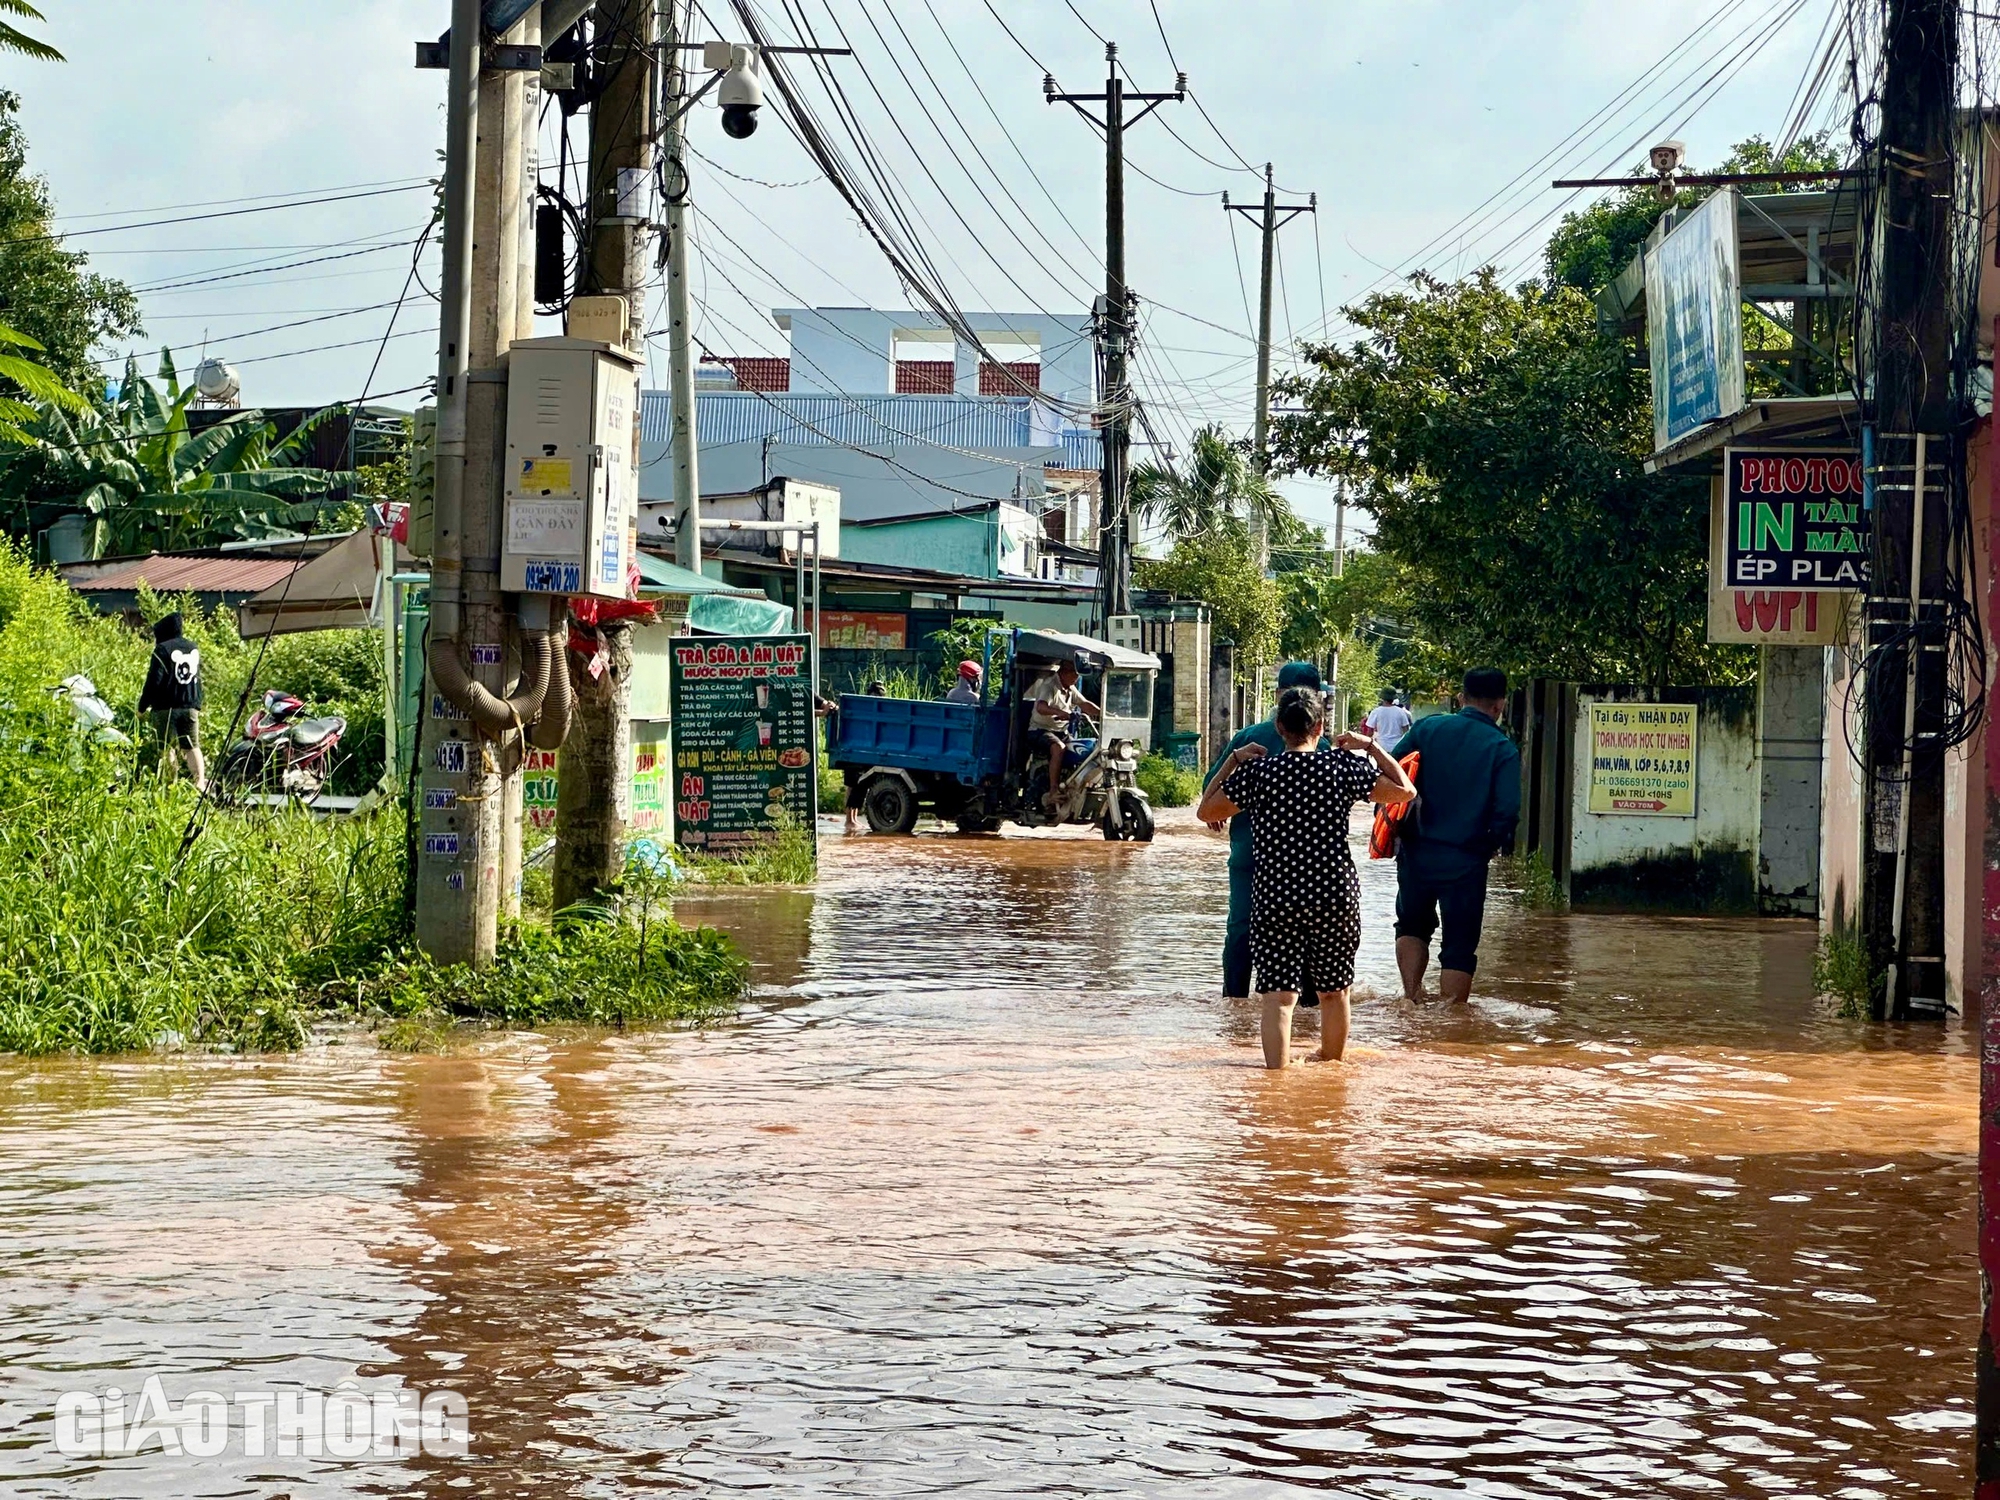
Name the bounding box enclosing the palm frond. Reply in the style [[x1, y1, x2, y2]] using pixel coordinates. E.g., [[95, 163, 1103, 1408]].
[[0, 0, 62, 61]]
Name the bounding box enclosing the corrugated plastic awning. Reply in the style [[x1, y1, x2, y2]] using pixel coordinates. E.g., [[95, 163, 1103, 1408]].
[[634, 551, 762, 596], [689, 593, 793, 635]]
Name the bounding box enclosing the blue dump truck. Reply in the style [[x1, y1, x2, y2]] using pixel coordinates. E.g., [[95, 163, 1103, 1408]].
[[832, 627, 1162, 840]]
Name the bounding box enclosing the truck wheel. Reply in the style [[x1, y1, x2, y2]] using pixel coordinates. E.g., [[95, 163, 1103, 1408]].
[[863, 776, 919, 835]]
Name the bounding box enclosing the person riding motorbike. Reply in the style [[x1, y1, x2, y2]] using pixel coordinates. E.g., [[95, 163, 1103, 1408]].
[[1026, 656, 1098, 809]]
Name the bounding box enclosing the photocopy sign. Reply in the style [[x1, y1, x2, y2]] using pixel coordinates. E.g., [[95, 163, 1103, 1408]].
[[1723, 447, 1869, 590], [668, 635, 816, 855], [1588, 702, 1698, 817], [1646, 190, 1745, 449]]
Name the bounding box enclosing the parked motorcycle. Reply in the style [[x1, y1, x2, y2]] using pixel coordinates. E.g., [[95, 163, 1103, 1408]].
[[50, 675, 130, 747], [213, 689, 346, 802]]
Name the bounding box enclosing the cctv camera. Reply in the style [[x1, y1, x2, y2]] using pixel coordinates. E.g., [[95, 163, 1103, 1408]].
[[719, 44, 761, 140], [1649, 139, 1686, 174]]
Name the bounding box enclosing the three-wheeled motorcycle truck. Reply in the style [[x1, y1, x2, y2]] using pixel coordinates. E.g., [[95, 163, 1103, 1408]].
[[831, 628, 1160, 841]]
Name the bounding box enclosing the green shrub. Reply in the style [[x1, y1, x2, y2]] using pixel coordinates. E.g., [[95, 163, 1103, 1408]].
[[818, 761, 846, 814], [1814, 928, 1872, 1018], [1135, 752, 1201, 807]]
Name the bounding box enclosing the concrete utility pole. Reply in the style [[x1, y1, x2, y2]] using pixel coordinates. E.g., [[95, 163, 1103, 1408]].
[[1048, 43, 1184, 630], [1224, 164, 1314, 572], [553, 0, 655, 913], [415, 0, 550, 964], [1860, 0, 1957, 1023], [415, 0, 497, 964], [661, 0, 701, 571]]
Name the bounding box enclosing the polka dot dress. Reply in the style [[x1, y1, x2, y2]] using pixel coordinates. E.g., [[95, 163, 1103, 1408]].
[[1222, 749, 1379, 995]]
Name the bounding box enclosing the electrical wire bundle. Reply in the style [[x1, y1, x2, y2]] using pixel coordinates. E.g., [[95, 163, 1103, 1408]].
[[1834, 0, 1991, 774]]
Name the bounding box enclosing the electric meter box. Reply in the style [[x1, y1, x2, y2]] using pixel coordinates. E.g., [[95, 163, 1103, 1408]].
[[500, 337, 643, 599]]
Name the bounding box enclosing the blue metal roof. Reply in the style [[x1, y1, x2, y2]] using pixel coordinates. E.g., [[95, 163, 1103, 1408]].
[[644, 390, 1076, 452], [1057, 429, 1101, 471]]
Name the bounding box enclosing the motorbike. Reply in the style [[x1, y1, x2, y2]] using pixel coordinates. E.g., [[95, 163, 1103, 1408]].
[[51, 675, 131, 748], [214, 689, 347, 801]]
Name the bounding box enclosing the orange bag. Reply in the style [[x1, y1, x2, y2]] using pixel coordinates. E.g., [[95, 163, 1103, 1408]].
[[1367, 750, 1420, 860]]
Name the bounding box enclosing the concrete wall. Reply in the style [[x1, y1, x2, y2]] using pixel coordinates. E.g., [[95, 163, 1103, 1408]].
[[774, 307, 1095, 403], [1944, 423, 1993, 1010], [841, 505, 1040, 580], [1757, 646, 1825, 914], [650, 440, 1055, 524], [1820, 643, 1866, 934], [1569, 686, 1761, 912]]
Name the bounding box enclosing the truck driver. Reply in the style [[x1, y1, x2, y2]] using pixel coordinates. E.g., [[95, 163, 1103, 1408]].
[[1027, 656, 1099, 810]]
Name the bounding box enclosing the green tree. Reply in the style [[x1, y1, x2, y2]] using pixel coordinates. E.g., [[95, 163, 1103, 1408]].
[[0, 89, 140, 389], [6, 350, 354, 557], [1134, 527, 1280, 670], [1273, 269, 1745, 693], [1131, 423, 1290, 541], [0, 0, 60, 61]]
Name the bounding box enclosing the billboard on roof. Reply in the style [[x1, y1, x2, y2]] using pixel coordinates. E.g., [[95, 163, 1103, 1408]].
[[1646, 190, 1745, 450]]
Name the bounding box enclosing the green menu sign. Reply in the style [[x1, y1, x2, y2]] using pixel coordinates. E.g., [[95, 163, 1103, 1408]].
[[668, 634, 816, 854]]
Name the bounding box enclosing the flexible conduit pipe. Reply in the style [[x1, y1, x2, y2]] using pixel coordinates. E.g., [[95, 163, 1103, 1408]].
[[429, 630, 553, 739], [527, 629, 572, 750]]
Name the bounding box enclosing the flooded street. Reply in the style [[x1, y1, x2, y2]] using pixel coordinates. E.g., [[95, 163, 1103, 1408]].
[[0, 808, 1977, 1497]]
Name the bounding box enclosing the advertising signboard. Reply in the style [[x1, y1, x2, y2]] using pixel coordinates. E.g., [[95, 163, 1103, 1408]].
[[1587, 702, 1698, 817], [808, 610, 908, 651], [1722, 447, 1868, 591], [1705, 474, 1854, 646], [1646, 190, 1745, 450], [668, 634, 816, 854]]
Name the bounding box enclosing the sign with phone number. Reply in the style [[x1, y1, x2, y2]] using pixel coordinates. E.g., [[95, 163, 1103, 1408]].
[[1587, 702, 1698, 817], [667, 634, 816, 855]]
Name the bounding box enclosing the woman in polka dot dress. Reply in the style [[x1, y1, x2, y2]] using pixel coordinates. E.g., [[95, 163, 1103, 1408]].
[[1196, 685, 1416, 1068]]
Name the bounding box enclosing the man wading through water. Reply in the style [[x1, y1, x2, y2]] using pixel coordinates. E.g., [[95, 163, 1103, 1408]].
[[1203, 661, 1330, 1005], [1389, 667, 1521, 1005]]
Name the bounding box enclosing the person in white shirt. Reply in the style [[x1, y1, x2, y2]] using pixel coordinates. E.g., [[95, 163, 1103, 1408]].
[[1363, 689, 1411, 746], [1026, 658, 1098, 807]]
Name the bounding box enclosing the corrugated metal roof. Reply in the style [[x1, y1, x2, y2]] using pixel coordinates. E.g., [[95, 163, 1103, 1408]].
[[1059, 429, 1101, 470], [643, 390, 1068, 452], [70, 554, 306, 594]]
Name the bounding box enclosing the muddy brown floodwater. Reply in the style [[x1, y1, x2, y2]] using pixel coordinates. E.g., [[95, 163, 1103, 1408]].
[[0, 808, 1978, 1497]]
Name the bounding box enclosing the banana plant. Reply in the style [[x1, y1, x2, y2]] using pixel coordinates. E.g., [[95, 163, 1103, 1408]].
[[0, 322, 84, 443], [13, 349, 354, 558]]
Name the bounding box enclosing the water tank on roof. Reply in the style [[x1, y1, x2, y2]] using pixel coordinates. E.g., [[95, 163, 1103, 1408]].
[[193, 358, 240, 405]]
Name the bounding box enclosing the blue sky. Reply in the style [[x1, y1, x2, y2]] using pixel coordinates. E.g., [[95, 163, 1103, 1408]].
[[9, 0, 1844, 534]]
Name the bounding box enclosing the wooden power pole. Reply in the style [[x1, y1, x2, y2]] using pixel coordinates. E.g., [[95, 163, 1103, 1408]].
[[1861, 0, 1957, 1022]]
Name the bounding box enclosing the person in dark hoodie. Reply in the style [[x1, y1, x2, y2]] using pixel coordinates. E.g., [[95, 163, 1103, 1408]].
[[138, 612, 206, 790]]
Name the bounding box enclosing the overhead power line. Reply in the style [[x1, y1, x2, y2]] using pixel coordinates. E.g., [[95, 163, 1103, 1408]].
[[17, 182, 436, 245]]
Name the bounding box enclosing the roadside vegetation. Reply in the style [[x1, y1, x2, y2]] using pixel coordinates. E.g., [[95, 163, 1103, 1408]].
[[0, 545, 747, 1056], [1813, 928, 1872, 1019], [1135, 752, 1201, 808]]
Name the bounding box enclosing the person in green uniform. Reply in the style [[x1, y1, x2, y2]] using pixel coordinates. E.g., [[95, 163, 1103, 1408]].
[[1203, 661, 1331, 1003]]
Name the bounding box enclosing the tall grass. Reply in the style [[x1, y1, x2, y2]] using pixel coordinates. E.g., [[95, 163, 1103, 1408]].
[[0, 544, 750, 1054]]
